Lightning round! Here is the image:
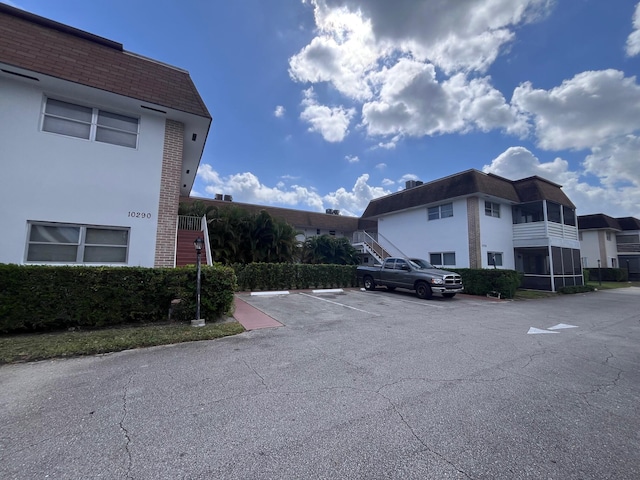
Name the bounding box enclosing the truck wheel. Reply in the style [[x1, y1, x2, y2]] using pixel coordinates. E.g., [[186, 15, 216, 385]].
[[416, 282, 432, 299], [363, 275, 376, 291]]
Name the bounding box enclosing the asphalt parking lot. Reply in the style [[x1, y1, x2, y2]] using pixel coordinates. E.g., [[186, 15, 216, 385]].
[[1, 287, 639, 479]]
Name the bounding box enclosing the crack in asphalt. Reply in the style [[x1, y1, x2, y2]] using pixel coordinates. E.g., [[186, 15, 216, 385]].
[[119, 375, 134, 479], [244, 360, 268, 389], [375, 386, 474, 479]]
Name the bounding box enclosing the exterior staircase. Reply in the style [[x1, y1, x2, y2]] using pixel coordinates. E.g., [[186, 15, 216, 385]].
[[175, 215, 212, 267]]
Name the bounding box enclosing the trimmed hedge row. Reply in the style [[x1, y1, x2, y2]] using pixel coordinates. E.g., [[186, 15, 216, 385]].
[[0, 264, 236, 334], [231, 263, 358, 291], [451, 269, 522, 299], [558, 285, 596, 294], [583, 268, 628, 282]]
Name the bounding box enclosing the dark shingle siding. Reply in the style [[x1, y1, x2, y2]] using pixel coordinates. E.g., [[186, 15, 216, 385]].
[[361, 170, 573, 219], [0, 4, 210, 119]]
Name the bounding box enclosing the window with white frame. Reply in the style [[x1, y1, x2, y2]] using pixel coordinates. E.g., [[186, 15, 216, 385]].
[[428, 202, 453, 220], [43, 98, 139, 148], [430, 252, 456, 266], [485, 201, 500, 218], [487, 252, 503, 267], [26, 222, 129, 263]]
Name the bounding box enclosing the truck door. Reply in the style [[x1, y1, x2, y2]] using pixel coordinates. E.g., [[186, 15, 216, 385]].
[[394, 259, 413, 288]]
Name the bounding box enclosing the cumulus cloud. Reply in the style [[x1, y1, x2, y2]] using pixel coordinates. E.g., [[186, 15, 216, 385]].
[[196, 164, 390, 216], [626, 2, 640, 56], [299, 88, 356, 142], [483, 146, 640, 218], [274, 105, 286, 117], [512, 70, 640, 151], [345, 154, 360, 163], [290, 1, 542, 143]]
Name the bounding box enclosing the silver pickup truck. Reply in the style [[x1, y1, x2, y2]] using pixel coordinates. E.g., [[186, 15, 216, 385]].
[[357, 257, 464, 299]]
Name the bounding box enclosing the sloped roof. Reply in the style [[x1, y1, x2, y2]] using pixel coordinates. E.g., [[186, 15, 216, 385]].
[[617, 216, 640, 231], [578, 214, 640, 231], [361, 169, 575, 219], [0, 4, 210, 119], [181, 197, 376, 232]]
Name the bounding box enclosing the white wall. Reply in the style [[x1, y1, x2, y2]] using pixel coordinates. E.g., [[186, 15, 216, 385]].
[[0, 76, 167, 266], [478, 199, 515, 269], [377, 198, 470, 267]]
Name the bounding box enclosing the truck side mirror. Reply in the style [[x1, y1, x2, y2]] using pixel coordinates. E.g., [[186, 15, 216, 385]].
[[400, 264, 410, 271]]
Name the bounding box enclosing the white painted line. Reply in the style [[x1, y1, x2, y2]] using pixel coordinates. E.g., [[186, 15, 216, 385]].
[[528, 327, 559, 334], [312, 288, 344, 294], [250, 291, 290, 296], [547, 323, 578, 330], [299, 292, 378, 315]]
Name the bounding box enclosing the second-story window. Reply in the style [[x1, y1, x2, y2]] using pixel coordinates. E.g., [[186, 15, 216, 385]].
[[428, 202, 453, 220], [43, 98, 139, 148], [485, 201, 500, 218]]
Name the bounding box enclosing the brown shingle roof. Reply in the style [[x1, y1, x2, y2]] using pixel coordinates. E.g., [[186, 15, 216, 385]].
[[361, 169, 576, 218], [0, 4, 210, 118], [181, 197, 376, 232], [578, 214, 640, 231]]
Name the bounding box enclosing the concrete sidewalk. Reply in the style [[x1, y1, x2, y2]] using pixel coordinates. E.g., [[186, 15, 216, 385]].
[[233, 296, 283, 330]]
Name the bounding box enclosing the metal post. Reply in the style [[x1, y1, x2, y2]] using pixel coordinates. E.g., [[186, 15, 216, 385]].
[[627, 260, 631, 282], [597, 259, 602, 286], [192, 237, 205, 327]]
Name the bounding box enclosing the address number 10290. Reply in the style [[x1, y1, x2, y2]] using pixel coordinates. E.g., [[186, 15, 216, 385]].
[[128, 211, 152, 219]]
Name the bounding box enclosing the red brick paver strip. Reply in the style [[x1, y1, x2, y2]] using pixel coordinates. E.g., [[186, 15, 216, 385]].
[[233, 296, 283, 330]]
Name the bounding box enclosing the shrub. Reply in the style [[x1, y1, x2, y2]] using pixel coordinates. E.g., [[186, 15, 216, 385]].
[[558, 285, 596, 294], [231, 263, 358, 291], [583, 268, 628, 282], [0, 264, 236, 334], [450, 269, 522, 299]]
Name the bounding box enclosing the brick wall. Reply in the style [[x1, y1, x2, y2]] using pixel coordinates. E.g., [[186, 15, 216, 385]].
[[154, 119, 183, 267], [467, 197, 481, 268]]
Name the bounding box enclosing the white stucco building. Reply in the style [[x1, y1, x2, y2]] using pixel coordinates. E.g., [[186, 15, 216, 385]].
[[0, 4, 211, 267], [358, 170, 583, 291]]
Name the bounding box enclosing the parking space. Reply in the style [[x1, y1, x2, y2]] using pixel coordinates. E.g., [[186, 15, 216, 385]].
[[2, 288, 639, 479]]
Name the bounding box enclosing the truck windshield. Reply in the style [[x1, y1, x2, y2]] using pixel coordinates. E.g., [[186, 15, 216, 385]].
[[409, 258, 434, 269]]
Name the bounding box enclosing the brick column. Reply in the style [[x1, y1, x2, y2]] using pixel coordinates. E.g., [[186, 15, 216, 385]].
[[154, 119, 184, 267], [467, 197, 481, 268]]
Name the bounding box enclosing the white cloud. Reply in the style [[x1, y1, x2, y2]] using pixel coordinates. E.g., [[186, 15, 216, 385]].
[[512, 70, 640, 151], [196, 164, 390, 216], [375, 163, 386, 170], [322, 173, 392, 215], [483, 147, 640, 218], [583, 135, 640, 188], [626, 2, 640, 56], [274, 105, 286, 117], [381, 178, 395, 186], [289, 0, 545, 144], [299, 88, 356, 142], [345, 154, 360, 163], [362, 60, 527, 138]]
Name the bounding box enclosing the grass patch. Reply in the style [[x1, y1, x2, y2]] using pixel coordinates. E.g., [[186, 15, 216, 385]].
[[587, 281, 640, 290], [0, 321, 245, 364]]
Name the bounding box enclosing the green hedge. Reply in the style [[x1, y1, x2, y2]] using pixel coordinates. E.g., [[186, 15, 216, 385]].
[[558, 285, 596, 294], [0, 264, 236, 334], [450, 269, 522, 299], [231, 263, 358, 291], [583, 268, 628, 282]]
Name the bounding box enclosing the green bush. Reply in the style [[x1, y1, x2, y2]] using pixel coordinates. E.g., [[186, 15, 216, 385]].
[[231, 263, 358, 291], [583, 268, 628, 282], [450, 269, 522, 299], [0, 264, 236, 334], [558, 285, 596, 294]]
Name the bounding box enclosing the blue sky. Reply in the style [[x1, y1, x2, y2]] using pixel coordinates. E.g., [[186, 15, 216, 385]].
[[8, 0, 640, 218]]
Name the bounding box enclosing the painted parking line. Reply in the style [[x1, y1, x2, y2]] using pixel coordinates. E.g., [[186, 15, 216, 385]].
[[299, 292, 379, 316], [250, 291, 290, 296], [358, 289, 445, 309]]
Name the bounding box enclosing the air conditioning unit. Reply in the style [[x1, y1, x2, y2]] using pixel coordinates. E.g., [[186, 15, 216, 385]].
[[405, 180, 417, 189], [326, 208, 334, 214], [332, 209, 340, 215], [223, 194, 233, 202], [215, 193, 223, 200]]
